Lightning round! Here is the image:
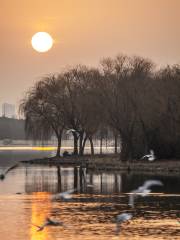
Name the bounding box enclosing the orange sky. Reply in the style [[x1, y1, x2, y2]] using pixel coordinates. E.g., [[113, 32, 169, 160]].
[[0, 0, 180, 108]]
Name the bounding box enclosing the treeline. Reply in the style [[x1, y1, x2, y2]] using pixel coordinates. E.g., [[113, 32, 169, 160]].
[[20, 54, 180, 160], [0, 117, 25, 140]]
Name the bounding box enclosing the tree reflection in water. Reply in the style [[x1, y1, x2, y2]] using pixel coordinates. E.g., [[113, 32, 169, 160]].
[[0, 165, 179, 240]]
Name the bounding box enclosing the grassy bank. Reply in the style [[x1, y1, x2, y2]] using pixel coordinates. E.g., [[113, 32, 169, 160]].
[[22, 154, 180, 175]]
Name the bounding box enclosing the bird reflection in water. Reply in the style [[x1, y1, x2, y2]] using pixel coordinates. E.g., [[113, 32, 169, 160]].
[[30, 192, 53, 240]]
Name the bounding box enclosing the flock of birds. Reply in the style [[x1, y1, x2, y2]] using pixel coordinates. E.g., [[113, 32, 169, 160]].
[[29, 179, 163, 236], [113, 179, 163, 235], [0, 148, 163, 237]]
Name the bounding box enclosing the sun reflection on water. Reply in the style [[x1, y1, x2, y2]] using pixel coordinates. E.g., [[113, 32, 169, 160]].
[[0, 165, 180, 240], [30, 192, 53, 240]]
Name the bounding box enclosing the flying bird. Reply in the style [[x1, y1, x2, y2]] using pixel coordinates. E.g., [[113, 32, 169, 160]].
[[51, 189, 76, 201], [33, 217, 64, 231], [66, 129, 81, 139], [115, 213, 132, 235], [66, 129, 79, 135], [66, 129, 76, 134], [141, 149, 156, 161], [128, 180, 163, 208], [0, 163, 20, 180]]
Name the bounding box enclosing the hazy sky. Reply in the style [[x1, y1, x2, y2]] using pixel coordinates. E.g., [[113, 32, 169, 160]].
[[0, 0, 180, 108]]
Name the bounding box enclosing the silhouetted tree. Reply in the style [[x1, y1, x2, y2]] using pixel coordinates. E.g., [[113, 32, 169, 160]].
[[100, 54, 154, 160], [20, 53, 180, 161], [151, 64, 180, 158], [20, 75, 67, 157], [63, 66, 102, 155]]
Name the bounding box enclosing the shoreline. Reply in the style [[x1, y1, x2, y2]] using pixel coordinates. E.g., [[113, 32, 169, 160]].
[[21, 154, 180, 175]]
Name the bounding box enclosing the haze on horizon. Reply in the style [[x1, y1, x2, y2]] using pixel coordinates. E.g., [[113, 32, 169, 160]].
[[0, 0, 180, 107]]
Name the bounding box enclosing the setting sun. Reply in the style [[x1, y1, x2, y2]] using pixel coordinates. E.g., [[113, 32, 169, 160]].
[[31, 32, 53, 53]]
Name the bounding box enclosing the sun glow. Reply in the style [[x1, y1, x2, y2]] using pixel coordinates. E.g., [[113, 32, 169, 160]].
[[31, 192, 52, 240], [31, 32, 53, 52]]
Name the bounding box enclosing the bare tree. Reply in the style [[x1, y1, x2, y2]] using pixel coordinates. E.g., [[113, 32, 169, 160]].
[[20, 54, 180, 161], [20, 75, 67, 157], [99, 54, 154, 160], [63, 66, 102, 155], [151, 64, 180, 158]]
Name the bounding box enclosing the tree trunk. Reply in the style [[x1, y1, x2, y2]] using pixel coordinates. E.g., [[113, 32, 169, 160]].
[[73, 132, 78, 155], [79, 132, 84, 156], [100, 136, 103, 155], [79, 166, 83, 193], [74, 167, 78, 189], [106, 134, 108, 149], [81, 136, 87, 156], [89, 136, 94, 155], [56, 136, 62, 157], [131, 121, 149, 159], [120, 136, 132, 161], [57, 166, 61, 192], [114, 133, 118, 154]]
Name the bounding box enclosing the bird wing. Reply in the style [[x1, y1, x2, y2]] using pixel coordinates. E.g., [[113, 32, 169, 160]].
[[117, 213, 132, 222], [4, 163, 20, 175], [66, 129, 76, 134], [61, 189, 76, 196], [143, 180, 163, 189], [141, 154, 150, 159], [66, 189, 76, 194], [139, 189, 151, 197], [32, 223, 41, 228], [128, 186, 146, 207], [46, 217, 64, 226], [66, 129, 72, 134], [52, 189, 76, 200], [32, 223, 46, 231], [40, 221, 50, 229]]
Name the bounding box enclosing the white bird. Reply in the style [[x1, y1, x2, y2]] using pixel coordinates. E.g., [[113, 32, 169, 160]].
[[141, 180, 163, 189], [66, 129, 75, 134], [115, 213, 132, 235], [0, 163, 19, 180], [32, 217, 64, 231], [66, 129, 78, 134], [141, 149, 156, 161], [128, 180, 163, 208], [66, 129, 81, 139], [51, 189, 76, 201]]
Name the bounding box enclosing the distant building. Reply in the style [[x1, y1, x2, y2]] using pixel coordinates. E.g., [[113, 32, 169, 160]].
[[2, 103, 16, 118]]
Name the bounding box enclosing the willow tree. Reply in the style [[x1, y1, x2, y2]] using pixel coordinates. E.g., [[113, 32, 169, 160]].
[[73, 67, 102, 155], [63, 66, 85, 155], [99, 54, 154, 160], [152, 64, 180, 158], [63, 65, 102, 155], [20, 74, 67, 157]]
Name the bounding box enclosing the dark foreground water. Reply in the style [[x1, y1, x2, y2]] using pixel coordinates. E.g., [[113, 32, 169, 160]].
[[0, 151, 180, 240]]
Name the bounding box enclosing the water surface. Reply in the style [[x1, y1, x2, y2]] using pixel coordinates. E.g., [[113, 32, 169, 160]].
[[0, 150, 179, 240]]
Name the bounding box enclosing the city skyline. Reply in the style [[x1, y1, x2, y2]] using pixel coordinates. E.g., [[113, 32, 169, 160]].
[[0, 0, 180, 106], [2, 103, 16, 118]]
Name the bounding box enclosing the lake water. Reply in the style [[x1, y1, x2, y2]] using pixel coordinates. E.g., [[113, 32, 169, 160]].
[[0, 150, 180, 240]]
